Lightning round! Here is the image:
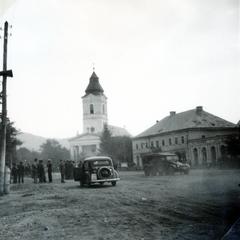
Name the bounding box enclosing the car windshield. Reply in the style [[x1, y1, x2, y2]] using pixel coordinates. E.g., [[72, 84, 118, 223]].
[[90, 159, 112, 167]]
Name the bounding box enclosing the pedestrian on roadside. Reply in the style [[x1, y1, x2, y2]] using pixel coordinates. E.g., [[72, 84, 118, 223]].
[[59, 160, 65, 183], [32, 158, 38, 183], [11, 163, 18, 184], [37, 160, 45, 183], [47, 159, 53, 183], [17, 161, 25, 183]]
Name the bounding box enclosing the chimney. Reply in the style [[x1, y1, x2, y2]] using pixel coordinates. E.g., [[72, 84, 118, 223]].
[[196, 106, 203, 115], [170, 111, 176, 117]]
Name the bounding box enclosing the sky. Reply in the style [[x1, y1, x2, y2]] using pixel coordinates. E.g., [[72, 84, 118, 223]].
[[0, 0, 239, 138]]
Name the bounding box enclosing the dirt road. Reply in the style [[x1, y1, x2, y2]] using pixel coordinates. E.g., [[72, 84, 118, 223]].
[[0, 169, 240, 240]]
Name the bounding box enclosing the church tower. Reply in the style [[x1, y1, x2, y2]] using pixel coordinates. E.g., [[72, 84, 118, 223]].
[[82, 71, 108, 134]]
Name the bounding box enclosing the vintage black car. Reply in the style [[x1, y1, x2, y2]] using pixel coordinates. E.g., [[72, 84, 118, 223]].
[[73, 156, 120, 187], [142, 152, 190, 176]]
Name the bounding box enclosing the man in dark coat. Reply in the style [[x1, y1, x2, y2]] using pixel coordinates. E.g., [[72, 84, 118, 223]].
[[47, 159, 53, 183], [37, 160, 45, 183], [17, 161, 24, 183], [11, 163, 18, 184], [32, 158, 38, 183], [59, 160, 65, 183]]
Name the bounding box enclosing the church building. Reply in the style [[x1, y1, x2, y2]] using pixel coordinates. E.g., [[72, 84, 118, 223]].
[[69, 71, 130, 161]]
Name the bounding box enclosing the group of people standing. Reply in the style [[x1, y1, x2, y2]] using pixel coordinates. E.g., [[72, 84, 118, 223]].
[[11, 159, 76, 184], [11, 162, 25, 184], [31, 158, 53, 183]]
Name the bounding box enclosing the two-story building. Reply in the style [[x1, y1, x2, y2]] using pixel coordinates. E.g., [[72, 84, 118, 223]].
[[132, 106, 238, 167]]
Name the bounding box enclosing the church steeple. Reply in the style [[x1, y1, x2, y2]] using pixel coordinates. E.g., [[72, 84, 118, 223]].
[[82, 71, 108, 134], [85, 71, 104, 95]]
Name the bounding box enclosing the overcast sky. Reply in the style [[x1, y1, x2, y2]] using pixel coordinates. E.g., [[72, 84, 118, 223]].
[[0, 0, 239, 138]]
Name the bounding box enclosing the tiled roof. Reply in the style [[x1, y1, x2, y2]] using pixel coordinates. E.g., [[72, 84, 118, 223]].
[[68, 132, 101, 141], [69, 125, 131, 142], [135, 107, 236, 138], [84, 71, 104, 95]]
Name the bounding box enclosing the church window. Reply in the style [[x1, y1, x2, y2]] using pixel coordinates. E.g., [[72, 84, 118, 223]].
[[141, 143, 144, 149], [90, 104, 94, 114], [175, 137, 178, 144], [181, 136, 185, 144], [169, 138, 172, 145], [156, 140, 159, 148], [162, 140, 165, 146], [151, 141, 154, 148], [193, 148, 198, 166], [136, 144, 138, 150]]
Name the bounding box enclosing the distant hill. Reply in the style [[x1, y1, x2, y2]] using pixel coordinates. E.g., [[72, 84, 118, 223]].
[[17, 132, 70, 152]]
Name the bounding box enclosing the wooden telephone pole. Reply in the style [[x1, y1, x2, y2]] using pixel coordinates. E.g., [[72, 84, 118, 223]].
[[0, 21, 13, 195]]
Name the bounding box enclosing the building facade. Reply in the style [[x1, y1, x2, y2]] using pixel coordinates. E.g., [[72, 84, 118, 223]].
[[132, 106, 238, 168], [69, 71, 129, 160]]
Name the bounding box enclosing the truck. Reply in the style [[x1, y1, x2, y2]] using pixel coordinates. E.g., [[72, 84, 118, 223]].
[[141, 152, 190, 176]]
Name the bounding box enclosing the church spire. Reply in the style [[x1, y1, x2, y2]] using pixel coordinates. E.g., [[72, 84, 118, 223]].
[[85, 71, 104, 95]]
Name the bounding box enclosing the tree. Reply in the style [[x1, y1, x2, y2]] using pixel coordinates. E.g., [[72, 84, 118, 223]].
[[0, 121, 22, 166], [16, 147, 40, 163], [224, 134, 240, 168], [99, 124, 113, 156], [40, 139, 70, 171], [99, 124, 133, 166], [225, 135, 240, 157]]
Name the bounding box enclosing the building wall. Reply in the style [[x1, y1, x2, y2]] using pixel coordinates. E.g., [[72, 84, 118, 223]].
[[69, 135, 101, 161], [82, 94, 108, 134], [132, 128, 237, 168]]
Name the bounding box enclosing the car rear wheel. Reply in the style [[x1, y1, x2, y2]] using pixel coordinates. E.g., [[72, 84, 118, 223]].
[[111, 181, 116, 186]]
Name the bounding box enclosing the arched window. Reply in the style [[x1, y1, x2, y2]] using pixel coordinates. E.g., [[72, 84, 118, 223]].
[[211, 146, 217, 165], [193, 148, 198, 166], [202, 147, 207, 165], [90, 104, 94, 114]]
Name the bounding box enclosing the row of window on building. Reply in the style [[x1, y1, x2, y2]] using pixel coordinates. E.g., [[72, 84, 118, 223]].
[[136, 136, 185, 150]]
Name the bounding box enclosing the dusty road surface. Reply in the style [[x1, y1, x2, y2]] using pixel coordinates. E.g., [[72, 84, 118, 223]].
[[0, 169, 240, 240]]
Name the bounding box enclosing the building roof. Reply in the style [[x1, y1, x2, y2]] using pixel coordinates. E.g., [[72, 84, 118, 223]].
[[84, 71, 104, 96], [108, 125, 131, 137], [68, 132, 101, 142], [135, 106, 236, 139]]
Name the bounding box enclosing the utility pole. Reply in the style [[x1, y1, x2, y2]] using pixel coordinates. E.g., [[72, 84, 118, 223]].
[[0, 21, 13, 195]]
